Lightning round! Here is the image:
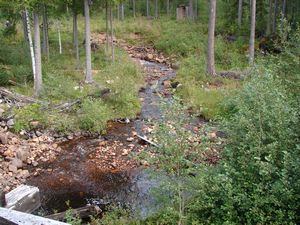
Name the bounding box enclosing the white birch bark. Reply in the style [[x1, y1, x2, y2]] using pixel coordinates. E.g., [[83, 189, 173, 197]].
[[33, 12, 42, 97], [25, 10, 36, 83], [249, 0, 256, 65], [207, 0, 217, 76], [84, 0, 93, 83]]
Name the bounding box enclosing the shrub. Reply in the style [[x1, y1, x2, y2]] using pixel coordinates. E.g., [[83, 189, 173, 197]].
[[187, 70, 300, 224]]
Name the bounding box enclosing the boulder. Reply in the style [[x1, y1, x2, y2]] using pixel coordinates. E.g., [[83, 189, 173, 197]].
[[16, 148, 30, 162], [8, 165, 17, 173], [0, 133, 8, 144], [10, 158, 23, 169], [6, 119, 14, 127]]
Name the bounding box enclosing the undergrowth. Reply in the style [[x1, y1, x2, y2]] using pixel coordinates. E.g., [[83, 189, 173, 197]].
[[0, 18, 143, 134], [113, 17, 247, 119]]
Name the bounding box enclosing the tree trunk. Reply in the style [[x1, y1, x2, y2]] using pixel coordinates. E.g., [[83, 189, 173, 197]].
[[110, 6, 115, 62], [155, 0, 158, 18], [238, 0, 243, 28], [146, 0, 150, 17], [22, 12, 29, 44], [195, 0, 198, 20], [25, 10, 36, 83], [207, 0, 217, 76], [280, 0, 286, 30], [84, 0, 93, 83], [121, 3, 125, 21], [33, 12, 42, 97], [273, 0, 278, 32], [105, 1, 109, 51], [249, 0, 256, 65], [42, 4, 49, 59], [266, 0, 273, 36], [166, 0, 170, 16], [133, 0, 136, 17], [57, 22, 62, 55], [189, 0, 194, 20], [282, 0, 286, 18], [73, 8, 80, 69]]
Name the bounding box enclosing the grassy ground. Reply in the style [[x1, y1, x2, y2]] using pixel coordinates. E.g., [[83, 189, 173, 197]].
[[0, 16, 144, 134], [1, 14, 249, 133], [112, 17, 247, 119]]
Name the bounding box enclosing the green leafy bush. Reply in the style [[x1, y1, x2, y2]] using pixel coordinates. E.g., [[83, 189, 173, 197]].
[[78, 99, 110, 134], [187, 70, 300, 224], [13, 104, 48, 132]]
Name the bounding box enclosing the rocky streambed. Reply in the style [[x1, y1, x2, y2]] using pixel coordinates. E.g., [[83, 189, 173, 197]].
[[0, 37, 219, 219]]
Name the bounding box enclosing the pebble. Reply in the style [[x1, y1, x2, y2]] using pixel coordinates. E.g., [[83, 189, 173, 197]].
[[126, 137, 134, 142]]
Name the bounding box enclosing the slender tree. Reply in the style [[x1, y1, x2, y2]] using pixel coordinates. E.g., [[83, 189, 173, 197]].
[[25, 10, 36, 83], [266, 0, 273, 36], [146, 0, 149, 17], [109, 3, 115, 62], [238, 0, 243, 28], [42, 4, 49, 59], [166, 0, 170, 16], [133, 0, 136, 17], [72, 0, 80, 69], [105, 1, 109, 51], [57, 21, 62, 54], [207, 0, 217, 76], [22, 11, 29, 44], [121, 2, 124, 21], [249, 0, 256, 65], [84, 0, 93, 83], [155, 0, 158, 18], [281, 0, 286, 30], [273, 0, 278, 32], [33, 11, 42, 97], [189, 0, 194, 20]]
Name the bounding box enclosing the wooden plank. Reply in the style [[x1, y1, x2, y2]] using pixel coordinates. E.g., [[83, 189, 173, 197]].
[[0, 207, 69, 225], [5, 185, 41, 213], [137, 134, 160, 147], [46, 205, 102, 221]]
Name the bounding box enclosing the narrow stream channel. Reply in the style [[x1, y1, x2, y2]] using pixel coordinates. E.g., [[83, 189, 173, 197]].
[[27, 59, 177, 218]]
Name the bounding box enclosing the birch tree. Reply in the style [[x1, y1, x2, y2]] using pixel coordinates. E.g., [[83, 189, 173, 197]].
[[110, 3, 115, 62], [207, 0, 217, 76], [25, 10, 36, 83], [84, 0, 93, 83], [249, 0, 256, 65], [33, 11, 42, 97]]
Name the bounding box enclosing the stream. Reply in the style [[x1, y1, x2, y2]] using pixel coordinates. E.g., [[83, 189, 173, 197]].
[[27, 59, 179, 218]]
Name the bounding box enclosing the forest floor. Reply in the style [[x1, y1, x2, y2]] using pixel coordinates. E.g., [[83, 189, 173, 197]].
[[0, 34, 222, 215]]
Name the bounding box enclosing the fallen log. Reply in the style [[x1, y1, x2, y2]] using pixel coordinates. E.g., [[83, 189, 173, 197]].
[[46, 205, 102, 221], [47, 88, 111, 112], [0, 87, 41, 104]]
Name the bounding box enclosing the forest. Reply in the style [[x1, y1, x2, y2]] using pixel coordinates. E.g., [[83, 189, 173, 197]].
[[0, 0, 299, 224]]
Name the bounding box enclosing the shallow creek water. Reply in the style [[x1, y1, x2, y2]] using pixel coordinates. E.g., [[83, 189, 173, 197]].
[[27, 60, 177, 217]]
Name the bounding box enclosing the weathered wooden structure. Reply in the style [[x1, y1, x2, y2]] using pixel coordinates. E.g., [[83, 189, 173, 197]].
[[176, 5, 189, 20], [5, 185, 41, 213], [0, 207, 69, 225]]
